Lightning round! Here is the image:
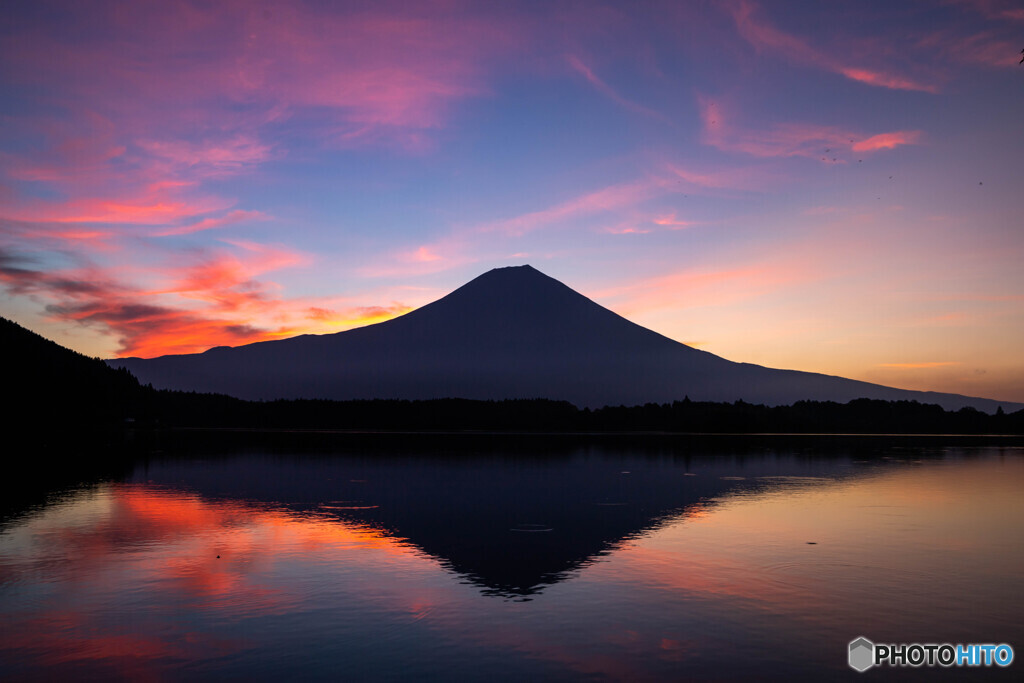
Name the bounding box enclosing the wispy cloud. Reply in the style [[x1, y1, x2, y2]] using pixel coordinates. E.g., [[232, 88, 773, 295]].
[[2, 3, 520, 150], [698, 95, 924, 160], [916, 29, 1024, 68], [155, 210, 268, 237], [566, 54, 667, 120], [851, 131, 923, 152], [727, 0, 939, 93], [478, 177, 675, 237], [365, 162, 755, 278], [138, 137, 274, 176], [0, 241, 412, 358], [945, 0, 1024, 22]]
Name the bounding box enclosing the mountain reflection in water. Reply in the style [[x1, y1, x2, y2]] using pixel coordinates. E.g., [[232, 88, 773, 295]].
[[1, 439, 1022, 681]]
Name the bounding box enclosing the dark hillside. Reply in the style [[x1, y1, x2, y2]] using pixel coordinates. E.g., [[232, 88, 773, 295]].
[[1, 316, 149, 431]]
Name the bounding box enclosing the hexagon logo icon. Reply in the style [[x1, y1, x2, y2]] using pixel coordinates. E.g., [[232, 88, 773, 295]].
[[849, 637, 875, 672]]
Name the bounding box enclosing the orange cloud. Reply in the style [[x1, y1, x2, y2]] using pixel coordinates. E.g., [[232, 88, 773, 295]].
[[0, 240, 413, 357], [851, 131, 923, 152], [304, 304, 413, 328]]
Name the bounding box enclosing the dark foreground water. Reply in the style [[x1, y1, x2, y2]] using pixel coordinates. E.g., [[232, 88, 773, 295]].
[[1, 436, 1022, 681]]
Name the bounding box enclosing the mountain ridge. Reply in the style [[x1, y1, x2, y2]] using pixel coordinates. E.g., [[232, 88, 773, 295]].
[[108, 265, 1020, 412]]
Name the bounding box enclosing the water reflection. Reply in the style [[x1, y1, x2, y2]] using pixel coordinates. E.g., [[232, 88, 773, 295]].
[[1, 441, 1022, 680], [126, 445, 874, 598]]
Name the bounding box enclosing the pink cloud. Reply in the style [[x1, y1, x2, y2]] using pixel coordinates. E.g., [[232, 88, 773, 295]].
[[366, 162, 762, 278], [699, 95, 923, 160], [480, 178, 674, 238], [2, 3, 521, 150], [604, 226, 652, 235], [728, 0, 939, 93], [360, 176, 677, 278], [917, 29, 1024, 68], [946, 0, 1024, 22], [0, 1, 530, 270], [566, 54, 666, 120], [0, 112, 127, 184], [837, 68, 937, 92], [155, 210, 267, 237], [852, 131, 923, 152], [652, 214, 696, 229], [138, 137, 274, 175], [410, 246, 443, 263]]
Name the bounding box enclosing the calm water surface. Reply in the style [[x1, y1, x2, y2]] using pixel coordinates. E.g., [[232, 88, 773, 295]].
[[1, 438, 1022, 680]]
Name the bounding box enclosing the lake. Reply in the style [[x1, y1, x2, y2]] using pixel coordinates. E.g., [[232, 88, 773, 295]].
[[1, 435, 1021, 680]]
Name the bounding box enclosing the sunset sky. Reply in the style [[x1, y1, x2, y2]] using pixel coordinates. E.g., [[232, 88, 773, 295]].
[[1, 0, 1022, 402]]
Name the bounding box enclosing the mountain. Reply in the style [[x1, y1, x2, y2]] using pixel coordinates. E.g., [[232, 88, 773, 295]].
[[108, 265, 1017, 412], [1, 315, 146, 428]]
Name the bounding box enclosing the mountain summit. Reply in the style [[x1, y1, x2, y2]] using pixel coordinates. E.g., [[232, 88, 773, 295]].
[[109, 265, 1014, 412]]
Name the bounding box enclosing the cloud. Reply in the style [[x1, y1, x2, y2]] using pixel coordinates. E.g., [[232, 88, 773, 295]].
[[305, 304, 413, 327], [946, 0, 1024, 22], [0, 241, 412, 357], [851, 131, 924, 152], [698, 95, 923, 160], [479, 178, 674, 238], [604, 226, 652, 235], [727, 0, 939, 93], [0, 1, 529, 278], [566, 54, 667, 120], [138, 137, 274, 175], [363, 158, 764, 279], [651, 214, 696, 229], [155, 210, 267, 237], [917, 29, 1024, 68], [2, 2, 520, 151]]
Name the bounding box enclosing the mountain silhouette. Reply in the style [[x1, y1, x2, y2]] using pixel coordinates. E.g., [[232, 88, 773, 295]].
[[109, 265, 1016, 412], [1, 315, 144, 431]]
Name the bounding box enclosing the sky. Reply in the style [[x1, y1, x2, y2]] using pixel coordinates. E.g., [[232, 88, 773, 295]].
[[1, 0, 1022, 402]]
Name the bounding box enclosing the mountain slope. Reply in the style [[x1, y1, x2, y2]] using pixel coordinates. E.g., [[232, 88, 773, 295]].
[[108, 265, 1018, 412], [1, 315, 146, 427]]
